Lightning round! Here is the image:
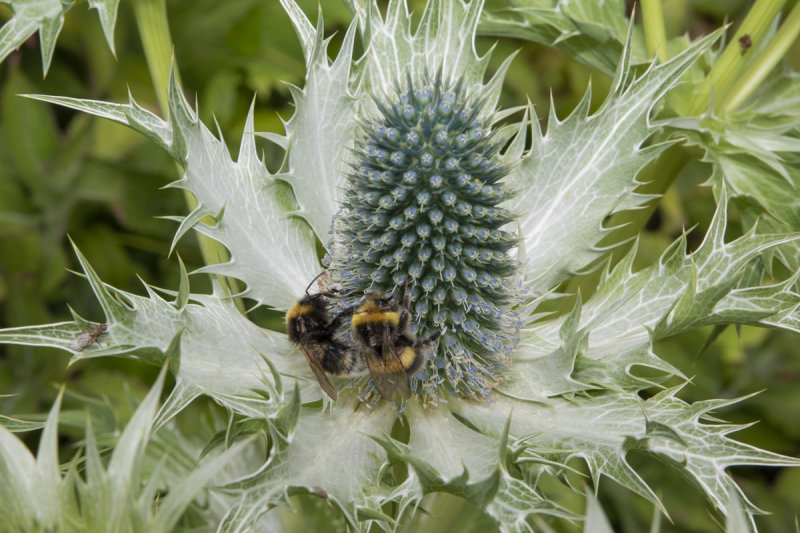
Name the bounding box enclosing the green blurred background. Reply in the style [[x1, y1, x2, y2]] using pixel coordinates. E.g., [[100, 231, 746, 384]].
[[0, 1, 798, 531]]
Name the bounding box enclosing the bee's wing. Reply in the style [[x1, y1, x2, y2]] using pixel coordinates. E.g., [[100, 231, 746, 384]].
[[299, 345, 338, 400], [364, 346, 411, 401]]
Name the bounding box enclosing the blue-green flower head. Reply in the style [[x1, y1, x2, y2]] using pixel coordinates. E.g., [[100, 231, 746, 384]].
[[332, 71, 521, 400]]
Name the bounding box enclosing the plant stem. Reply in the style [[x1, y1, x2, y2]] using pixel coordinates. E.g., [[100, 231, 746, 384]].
[[130, 0, 173, 111], [642, 0, 669, 62], [687, 0, 786, 115], [130, 0, 244, 310], [721, 1, 800, 113]]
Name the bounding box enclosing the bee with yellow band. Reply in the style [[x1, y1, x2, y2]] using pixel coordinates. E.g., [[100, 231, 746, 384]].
[[286, 279, 365, 400], [351, 290, 442, 401]]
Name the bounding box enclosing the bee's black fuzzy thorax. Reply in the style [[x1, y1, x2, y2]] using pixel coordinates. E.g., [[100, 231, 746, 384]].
[[286, 294, 333, 344]]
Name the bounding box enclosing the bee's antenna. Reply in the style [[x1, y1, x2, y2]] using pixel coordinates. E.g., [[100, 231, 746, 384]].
[[304, 271, 327, 295]]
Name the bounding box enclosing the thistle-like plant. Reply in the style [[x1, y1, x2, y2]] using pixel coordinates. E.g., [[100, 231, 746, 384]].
[[1, 0, 800, 532]]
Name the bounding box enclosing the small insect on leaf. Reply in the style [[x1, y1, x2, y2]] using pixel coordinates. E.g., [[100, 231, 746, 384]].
[[739, 34, 751, 55], [70, 324, 108, 351]]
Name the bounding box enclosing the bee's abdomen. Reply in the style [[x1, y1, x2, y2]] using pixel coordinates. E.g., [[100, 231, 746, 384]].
[[321, 341, 366, 376]]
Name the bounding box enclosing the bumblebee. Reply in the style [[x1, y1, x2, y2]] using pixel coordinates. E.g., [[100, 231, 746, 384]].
[[350, 291, 441, 400], [286, 289, 364, 400]]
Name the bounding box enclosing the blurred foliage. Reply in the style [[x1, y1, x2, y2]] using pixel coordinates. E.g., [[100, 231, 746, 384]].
[[0, 0, 798, 531]]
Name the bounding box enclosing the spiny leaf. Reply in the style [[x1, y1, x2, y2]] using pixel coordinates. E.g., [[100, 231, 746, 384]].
[[503, 192, 800, 398], [87, 0, 119, 55], [480, 0, 646, 76], [148, 439, 251, 532], [509, 28, 723, 297], [218, 399, 396, 533], [277, 2, 359, 240], [0, 249, 319, 424], [458, 391, 800, 521], [386, 403, 578, 531], [583, 490, 614, 533], [26, 76, 321, 311], [354, 0, 507, 108], [175, 252, 190, 310], [0, 0, 119, 75]]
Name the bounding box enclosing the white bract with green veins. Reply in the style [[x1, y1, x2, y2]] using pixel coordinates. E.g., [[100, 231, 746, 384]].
[[1, 0, 800, 532]]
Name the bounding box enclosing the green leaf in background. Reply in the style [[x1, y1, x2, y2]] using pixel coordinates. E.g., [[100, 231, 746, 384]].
[[480, 0, 647, 76], [0, 0, 118, 74]]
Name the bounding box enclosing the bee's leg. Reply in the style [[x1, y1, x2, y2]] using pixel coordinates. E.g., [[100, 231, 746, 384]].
[[417, 329, 442, 348], [398, 279, 414, 332], [316, 290, 341, 301], [329, 306, 355, 331], [398, 306, 411, 332]]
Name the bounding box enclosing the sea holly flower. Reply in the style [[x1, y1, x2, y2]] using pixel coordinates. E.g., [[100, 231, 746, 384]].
[[1, 0, 800, 531], [331, 70, 521, 401]]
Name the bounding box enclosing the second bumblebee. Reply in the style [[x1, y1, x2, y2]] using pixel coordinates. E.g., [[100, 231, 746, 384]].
[[350, 290, 442, 400]]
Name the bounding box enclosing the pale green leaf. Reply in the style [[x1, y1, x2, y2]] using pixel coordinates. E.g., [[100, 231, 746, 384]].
[[149, 439, 251, 532], [406, 402, 497, 481], [0, 0, 118, 74], [353, 0, 499, 103], [509, 29, 723, 298], [278, 9, 359, 240], [0, 246, 321, 423], [458, 391, 800, 521], [583, 490, 614, 533], [504, 190, 800, 398], [24, 93, 175, 157], [32, 386, 63, 526], [378, 404, 579, 532], [219, 399, 396, 533], [670, 66, 800, 275], [0, 388, 67, 530], [725, 484, 754, 533], [26, 76, 321, 311], [0, 423, 37, 528], [87, 0, 119, 55], [175, 252, 190, 310], [105, 368, 167, 528], [277, 0, 315, 61], [0, 415, 45, 432], [0, 375, 236, 532], [0, 0, 67, 74]]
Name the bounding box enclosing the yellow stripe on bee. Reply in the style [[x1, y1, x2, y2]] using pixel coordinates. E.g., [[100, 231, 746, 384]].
[[374, 357, 405, 373], [351, 310, 399, 327], [285, 303, 313, 323], [399, 347, 417, 369], [370, 348, 417, 373]]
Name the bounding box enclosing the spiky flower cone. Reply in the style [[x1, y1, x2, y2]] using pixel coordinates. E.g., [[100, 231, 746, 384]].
[[332, 73, 520, 399]]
